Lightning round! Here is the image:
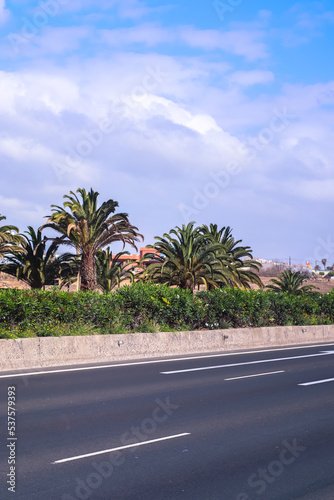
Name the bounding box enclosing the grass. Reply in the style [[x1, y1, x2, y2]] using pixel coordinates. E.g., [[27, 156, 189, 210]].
[[0, 321, 192, 339]]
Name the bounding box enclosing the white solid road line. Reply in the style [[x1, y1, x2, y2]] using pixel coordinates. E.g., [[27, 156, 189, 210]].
[[53, 433, 191, 464], [299, 378, 334, 386], [161, 351, 334, 375], [225, 370, 285, 381], [1, 343, 334, 379]]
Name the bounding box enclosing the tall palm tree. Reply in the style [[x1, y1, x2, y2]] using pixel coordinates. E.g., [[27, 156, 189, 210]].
[[0, 226, 78, 289], [141, 222, 235, 291], [42, 188, 143, 291], [0, 214, 25, 259], [267, 270, 318, 295], [96, 249, 134, 292], [199, 224, 263, 289]]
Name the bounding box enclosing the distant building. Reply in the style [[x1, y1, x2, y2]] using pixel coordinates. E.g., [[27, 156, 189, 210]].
[[113, 247, 160, 272], [292, 263, 312, 270]]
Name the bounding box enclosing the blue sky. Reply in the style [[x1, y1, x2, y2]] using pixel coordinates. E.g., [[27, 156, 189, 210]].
[[0, 0, 334, 266]]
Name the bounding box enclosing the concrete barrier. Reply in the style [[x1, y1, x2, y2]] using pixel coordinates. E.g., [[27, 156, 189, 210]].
[[1, 325, 334, 372]]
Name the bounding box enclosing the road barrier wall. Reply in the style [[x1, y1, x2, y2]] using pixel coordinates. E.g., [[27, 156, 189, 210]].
[[1, 325, 334, 372]]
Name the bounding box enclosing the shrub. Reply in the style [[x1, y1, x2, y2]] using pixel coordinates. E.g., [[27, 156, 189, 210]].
[[0, 284, 333, 338]]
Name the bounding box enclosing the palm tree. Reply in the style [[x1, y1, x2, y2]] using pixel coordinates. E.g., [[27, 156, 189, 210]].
[[141, 222, 235, 291], [0, 214, 25, 259], [96, 249, 134, 292], [322, 258, 327, 270], [267, 270, 318, 295], [199, 224, 263, 288], [42, 188, 143, 291], [0, 226, 78, 289]]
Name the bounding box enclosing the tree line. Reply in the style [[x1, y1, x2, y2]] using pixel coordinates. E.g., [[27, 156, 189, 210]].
[[0, 187, 317, 295]]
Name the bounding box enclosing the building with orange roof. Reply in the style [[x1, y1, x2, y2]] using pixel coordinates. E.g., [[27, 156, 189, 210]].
[[112, 247, 160, 272]]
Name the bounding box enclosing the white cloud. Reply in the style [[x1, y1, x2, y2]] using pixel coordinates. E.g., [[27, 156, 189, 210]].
[[293, 179, 334, 202], [117, 0, 156, 20], [0, 0, 10, 25], [0, 6, 332, 262], [0, 195, 45, 229], [0, 69, 81, 116], [295, 8, 334, 30], [229, 70, 274, 86], [53, 0, 153, 19], [0, 136, 54, 163], [130, 94, 223, 135], [98, 24, 269, 60], [180, 28, 269, 60], [100, 24, 172, 47], [7, 26, 91, 58], [280, 4, 334, 46], [229, 70, 275, 87]]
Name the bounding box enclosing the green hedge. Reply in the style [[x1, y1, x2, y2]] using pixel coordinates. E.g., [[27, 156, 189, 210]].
[[0, 283, 333, 339]]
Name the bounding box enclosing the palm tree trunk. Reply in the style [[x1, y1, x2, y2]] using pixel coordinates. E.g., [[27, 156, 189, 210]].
[[76, 246, 80, 292], [80, 249, 97, 291], [185, 279, 194, 293]]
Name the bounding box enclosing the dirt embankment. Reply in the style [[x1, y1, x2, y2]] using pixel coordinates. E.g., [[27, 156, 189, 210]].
[[253, 276, 334, 294], [1, 273, 334, 294], [0, 273, 29, 290]]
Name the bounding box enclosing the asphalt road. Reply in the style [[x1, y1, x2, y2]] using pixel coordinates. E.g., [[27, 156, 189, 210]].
[[1, 342, 334, 500]]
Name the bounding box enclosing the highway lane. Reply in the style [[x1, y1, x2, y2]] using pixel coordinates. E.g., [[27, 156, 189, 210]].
[[0, 342, 334, 499]]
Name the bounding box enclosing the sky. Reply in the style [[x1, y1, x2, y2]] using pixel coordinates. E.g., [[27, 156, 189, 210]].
[[0, 0, 334, 266]]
